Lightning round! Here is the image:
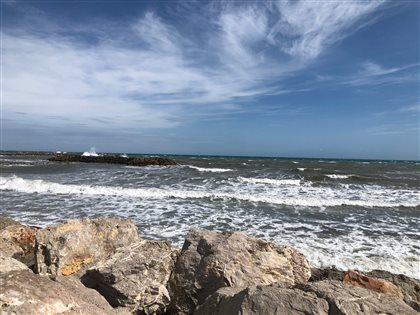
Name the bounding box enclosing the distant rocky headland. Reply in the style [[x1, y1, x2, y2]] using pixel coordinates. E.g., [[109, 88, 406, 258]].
[[0, 151, 177, 167], [1, 150, 53, 156], [0, 215, 418, 315], [48, 153, 177, 167]]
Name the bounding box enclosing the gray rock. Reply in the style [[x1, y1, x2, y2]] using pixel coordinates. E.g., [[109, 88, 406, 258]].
[[0, 270, 116, 315], [311, 267, 420, 311], [83, 240, 178, 315], [0, 252, 29, 273], [35, 216, 140, 276], [195, 284, 329, 315], [168, 229, 311, 314], [366, 270, 420, 312], [296, 280, 417, 315]]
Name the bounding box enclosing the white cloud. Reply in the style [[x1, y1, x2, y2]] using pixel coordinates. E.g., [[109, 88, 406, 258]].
[[271, 0, 386, 59], [343, 62, 419, 86], [3, 0, 389, 130]]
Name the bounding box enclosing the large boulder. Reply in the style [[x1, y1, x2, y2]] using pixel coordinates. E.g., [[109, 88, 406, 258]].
[[195, 284, 329, 315], [296, 280, 417, 315], [35, 216, 140, 276], [343, 270, 403, 298], [0, 270, 116, 315], [366, 270, 420, 312], [83, 240, 178, 315], [0, 252, 29, 273], [167, 229, 311, 314], [311, 267, 420, 311], [0, 224, 37, 266], [197, 281, 417, 315]]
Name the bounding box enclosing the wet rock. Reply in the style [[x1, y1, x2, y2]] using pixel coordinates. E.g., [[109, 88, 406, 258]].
[[49, 153, 177, 167], [195, 284, 329, 315], [0, 252, 29, 273], [167, 229, 311, 314], [0, 223, 37, 266], [343, 270, 403, 298], [35, 216, 140, 276], [83, 240, 178, 315], [0, 270, 115, 315], [296, 280, 417, 315]]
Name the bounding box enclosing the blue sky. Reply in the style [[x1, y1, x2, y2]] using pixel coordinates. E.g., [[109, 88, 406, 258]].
[[2, 0, 419, 159]]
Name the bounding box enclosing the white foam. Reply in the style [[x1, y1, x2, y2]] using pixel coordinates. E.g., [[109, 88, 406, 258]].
[[297, 168, 306, 171], [239, 176, 301, 186], [82, 147, 99, 157], [326, 174, 351, 179], [186, 165, 233, 173], [2, 175, 418, 208]]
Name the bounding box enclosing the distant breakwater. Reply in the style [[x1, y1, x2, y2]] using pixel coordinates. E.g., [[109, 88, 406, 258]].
[[49, 153, 177, 167]]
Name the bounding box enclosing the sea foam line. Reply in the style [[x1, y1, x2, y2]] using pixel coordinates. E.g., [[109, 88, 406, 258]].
[[1, 176, 419, 208], [185, 165, 233, 172], [325, 174, 352, 179], [239, 176, 301, 186]]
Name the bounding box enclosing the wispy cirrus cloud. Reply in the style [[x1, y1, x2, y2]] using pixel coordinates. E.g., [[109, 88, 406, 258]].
[[3, 0, 390, 131], [343, 61, 419, 86]]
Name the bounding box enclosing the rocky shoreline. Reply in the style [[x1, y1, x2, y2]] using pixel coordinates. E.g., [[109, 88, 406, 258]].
[[49, 153, 178, 167], [0, 215, 418, 314]]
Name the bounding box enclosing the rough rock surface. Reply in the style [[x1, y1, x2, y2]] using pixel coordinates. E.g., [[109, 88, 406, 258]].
[[367, 269, 420, 312], [343, 270, 403, 298], [195, 284, 329, 315], [49, 153, 177, 166], [197, 281, 417, 315], [83, 240, 178, 315], [167, 229, 311, 314], [310, 267, 346, 282], [35, 216, 140, 276], [0, 215, 20, 230], [0, 270, 116, 315], [0, 252, 29, 272], [296, 280, 417, 315], [311, 267, 420, 311], [0, 224, 37, 266]]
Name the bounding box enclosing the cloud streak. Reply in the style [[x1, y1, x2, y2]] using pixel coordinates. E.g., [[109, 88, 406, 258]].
[[3, 0, 389, 130]]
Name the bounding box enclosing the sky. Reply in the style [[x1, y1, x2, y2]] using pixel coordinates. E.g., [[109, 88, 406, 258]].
[[2, 0, 419, 160]]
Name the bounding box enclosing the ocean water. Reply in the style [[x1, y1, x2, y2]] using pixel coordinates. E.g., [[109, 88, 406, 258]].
[[1, 154, 419, 278]]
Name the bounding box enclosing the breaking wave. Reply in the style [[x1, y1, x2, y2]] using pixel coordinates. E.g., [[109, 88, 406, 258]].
[[1, 176, 418, 208]]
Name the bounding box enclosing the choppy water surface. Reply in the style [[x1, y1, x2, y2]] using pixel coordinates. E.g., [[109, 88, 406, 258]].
[[1, 154, 419, 278]]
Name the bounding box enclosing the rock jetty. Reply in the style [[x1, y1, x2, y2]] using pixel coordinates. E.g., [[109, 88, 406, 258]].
[[48, 153, 177, 166], [0, 215, 418, 315]]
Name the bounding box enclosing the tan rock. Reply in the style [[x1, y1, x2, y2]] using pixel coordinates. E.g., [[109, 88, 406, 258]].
[[0, 270, 115, 315], [35, 216, 140, 276], [0, 224, 37, 266], [83, 240, 178, 315], [343, 270, 403, 299], [0, 215, 20, 230], [0, 252, 29, 273], [168, 229, 311, 314]]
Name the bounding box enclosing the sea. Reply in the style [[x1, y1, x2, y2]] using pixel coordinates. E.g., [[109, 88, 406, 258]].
[[1, 153, 419, 279]]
